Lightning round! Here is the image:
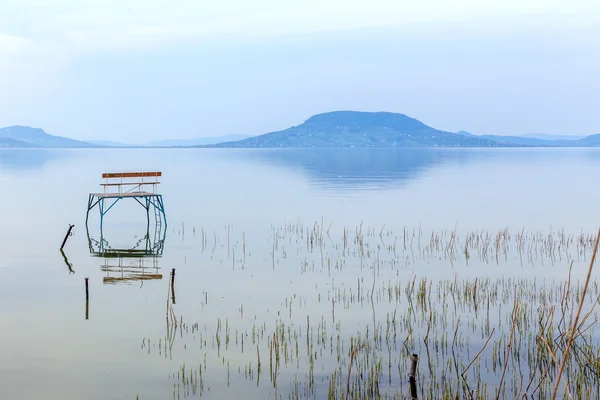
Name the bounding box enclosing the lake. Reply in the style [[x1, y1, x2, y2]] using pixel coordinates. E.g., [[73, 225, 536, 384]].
[[1, 147, 599, 399]]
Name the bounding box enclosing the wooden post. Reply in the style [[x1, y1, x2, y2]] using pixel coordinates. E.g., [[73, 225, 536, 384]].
[[409, 354, 418, 399], [60, 224, 75, 250], [85, 277, 89, 320], [171, 268, 176, 304]]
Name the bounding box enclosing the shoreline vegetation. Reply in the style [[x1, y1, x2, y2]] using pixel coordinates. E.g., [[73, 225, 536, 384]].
[[136, 222, 600, 399]]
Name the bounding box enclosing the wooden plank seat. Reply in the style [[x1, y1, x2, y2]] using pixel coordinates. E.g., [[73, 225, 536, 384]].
[[102, 172, 162, 178], [100, 182, 161, 186], [100, 171, 162, 194]]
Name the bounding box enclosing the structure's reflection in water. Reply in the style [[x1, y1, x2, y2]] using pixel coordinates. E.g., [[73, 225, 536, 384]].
[[86, 222, 167, 285]]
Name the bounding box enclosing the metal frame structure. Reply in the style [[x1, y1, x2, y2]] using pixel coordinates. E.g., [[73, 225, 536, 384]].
[[86, 192, 167, 231], [85, 171, 168, 284], [85, 172, 167, 231]]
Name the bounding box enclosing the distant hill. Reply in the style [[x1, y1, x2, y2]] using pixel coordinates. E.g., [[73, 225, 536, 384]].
[[0, 126, 97, 148], [87, 140, 132, 147], [479, 135, 559, 147], [575, 134, 600, 146], [201, 111, 504, 148], [2, 114, 597, 149], [145, 134, 251, 147], [479, 134, 600, 147], [520, 133, 586, 141], [82, 135, 252, 148]]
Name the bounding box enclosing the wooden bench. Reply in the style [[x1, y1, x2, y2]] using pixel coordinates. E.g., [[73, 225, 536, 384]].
[[100, 172, 162, 195]]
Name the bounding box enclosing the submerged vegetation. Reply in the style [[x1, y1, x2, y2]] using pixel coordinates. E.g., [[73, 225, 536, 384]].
[[139, 222, 600, 399]]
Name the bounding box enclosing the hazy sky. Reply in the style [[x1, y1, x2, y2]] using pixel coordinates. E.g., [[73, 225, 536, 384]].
[[1, 0, 599, 141]]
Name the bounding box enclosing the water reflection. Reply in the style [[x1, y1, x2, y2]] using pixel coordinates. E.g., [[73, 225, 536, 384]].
[[86, 222, 166, 285], [60, 249, 75, 274], [229, 148, 473, 189], [227, 148, 600, 190], [0, 149, 76, 173], [3, 147, 600, 192]]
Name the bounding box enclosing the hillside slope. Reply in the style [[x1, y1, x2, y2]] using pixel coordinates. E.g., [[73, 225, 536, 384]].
[[202, 111, 507, 148], [0, 126, 97, 148]]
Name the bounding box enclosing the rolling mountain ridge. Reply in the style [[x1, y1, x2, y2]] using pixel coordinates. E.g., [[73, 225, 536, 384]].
[[201, 111, 503, 148], [1, 112, 596, 148], [0, 126, 97, 148]]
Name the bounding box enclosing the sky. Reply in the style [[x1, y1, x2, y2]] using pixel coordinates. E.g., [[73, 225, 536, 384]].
[[0, 0, 599, 142]]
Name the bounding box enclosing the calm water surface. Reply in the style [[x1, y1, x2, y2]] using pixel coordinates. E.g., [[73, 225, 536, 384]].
[[1, 148, 599, 399]]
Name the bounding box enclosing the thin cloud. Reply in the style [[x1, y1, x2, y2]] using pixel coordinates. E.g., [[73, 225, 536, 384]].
[[0, 0, 598, 138], [0, 33, 32, 54], [1, 0, 598, 50]]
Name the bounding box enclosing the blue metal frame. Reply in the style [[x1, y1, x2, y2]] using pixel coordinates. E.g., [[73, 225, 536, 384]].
[[86, 193, 167, 233]]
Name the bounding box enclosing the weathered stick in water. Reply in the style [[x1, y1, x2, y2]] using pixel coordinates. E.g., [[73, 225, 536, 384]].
[[256, 344, 261, 387], [60, 224, 75, 250], [84, 277, 89, 320], [345, 342, 366, 400], [170, 268, 176, 304], [552, 227, 600, 400], [462, 327, 495, 376], [496, 286, 518, 400], [409, 353, 418, 399]]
